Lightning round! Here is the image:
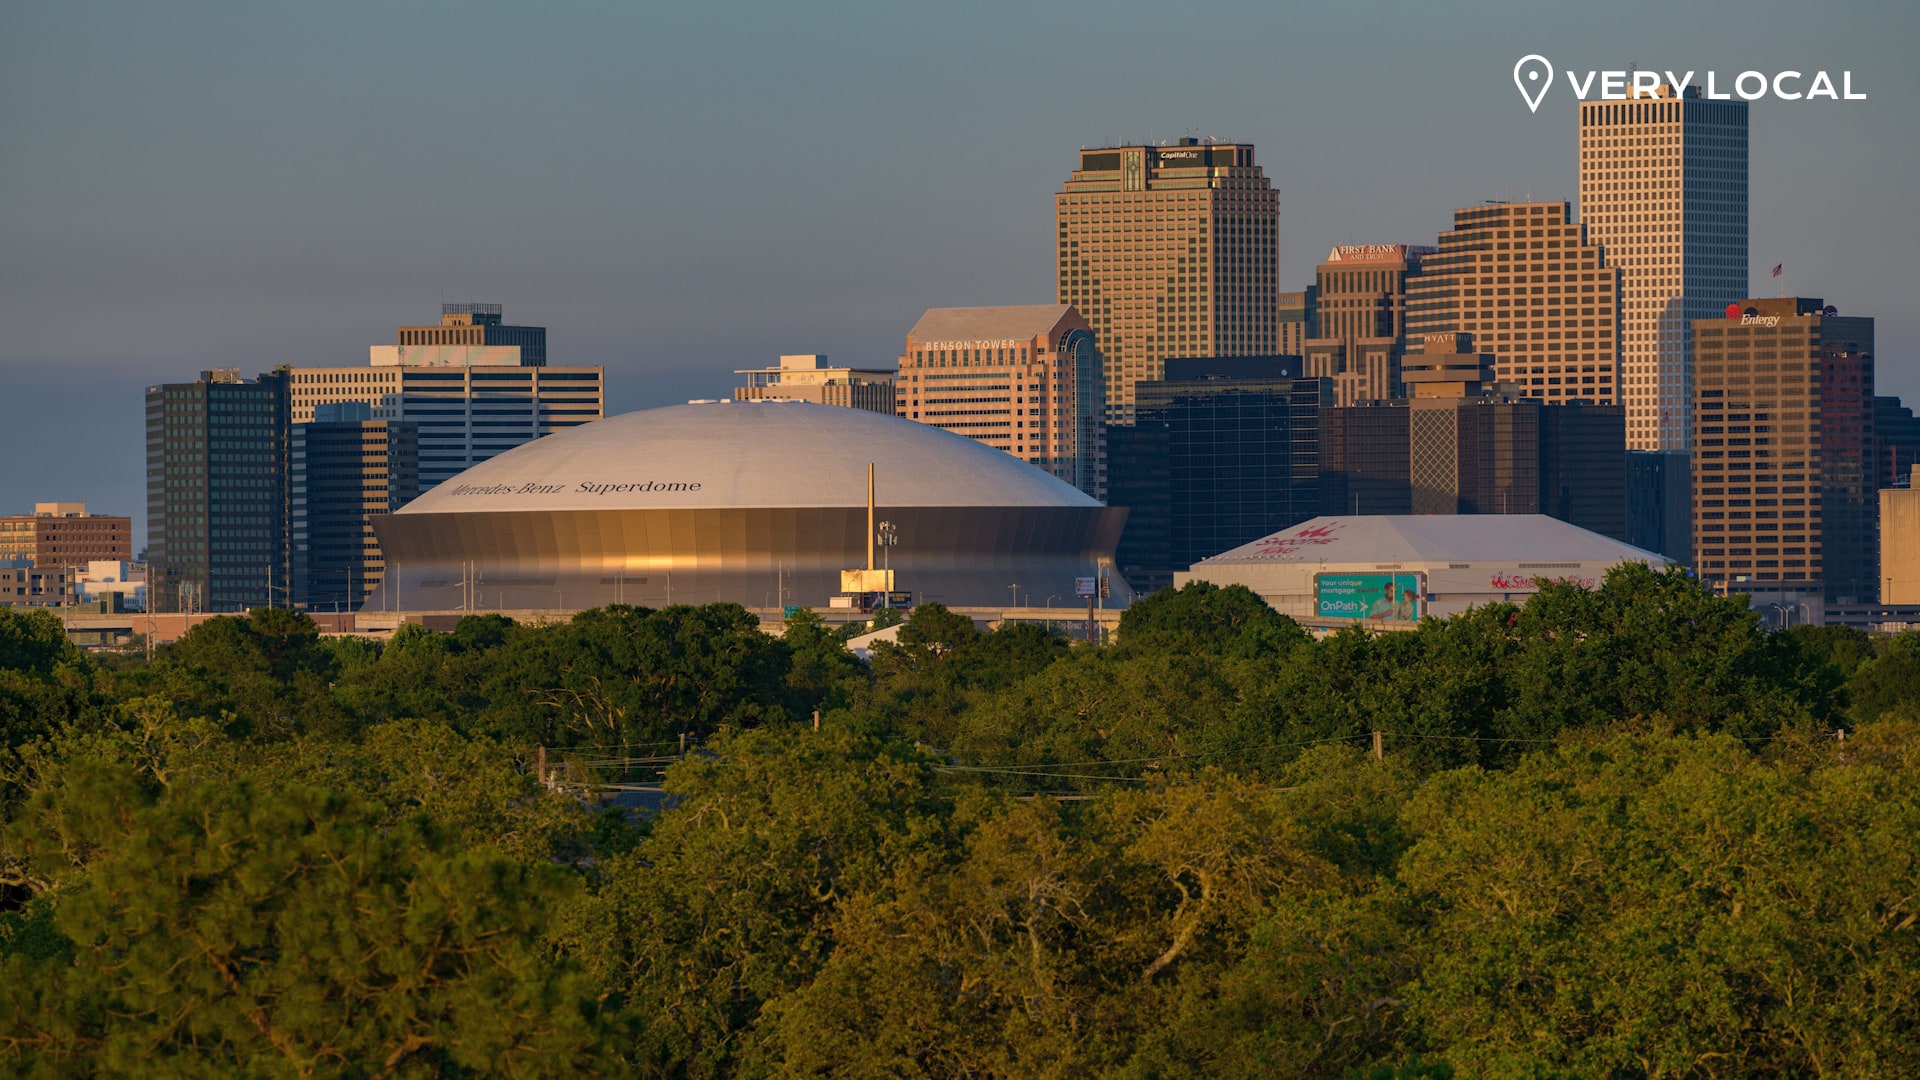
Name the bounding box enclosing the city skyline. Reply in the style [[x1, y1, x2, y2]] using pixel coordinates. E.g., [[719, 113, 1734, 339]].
[[3, 1, 1915, 532]]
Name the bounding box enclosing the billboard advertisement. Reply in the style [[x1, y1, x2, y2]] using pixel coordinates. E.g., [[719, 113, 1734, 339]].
[[1316, 572, 1422, 622]]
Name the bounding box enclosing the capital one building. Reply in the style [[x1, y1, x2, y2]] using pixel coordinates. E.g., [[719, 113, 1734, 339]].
[[1057, 139, 1279, 422], [1578, 84, 1749, 452]]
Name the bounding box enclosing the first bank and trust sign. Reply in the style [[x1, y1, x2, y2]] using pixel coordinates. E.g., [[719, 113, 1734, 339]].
[[444, 481, 705, 497]]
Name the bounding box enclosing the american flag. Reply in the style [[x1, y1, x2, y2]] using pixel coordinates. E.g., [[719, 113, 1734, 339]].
[[1771, 263, 1783, 277]]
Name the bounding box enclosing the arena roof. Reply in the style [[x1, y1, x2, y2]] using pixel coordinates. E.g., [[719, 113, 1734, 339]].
[[396, 400, 1100, 515], [1196, 515, 1669, 568]]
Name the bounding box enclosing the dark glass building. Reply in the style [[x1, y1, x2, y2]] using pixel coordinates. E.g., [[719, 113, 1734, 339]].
[[145, 369, 290, 612], [1320, 402, 1413, 516], [1108, 357, 1329, 592], [292, 404, 420, 612], [1322, 396, 1626, 539], [1627, 450, 1692, 562], [1875, 396, 1920, 493], [1542, 403, 1629, 539]]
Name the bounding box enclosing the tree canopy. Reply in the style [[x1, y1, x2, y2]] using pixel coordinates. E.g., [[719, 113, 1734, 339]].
[[4, 569, 1920, 1076]]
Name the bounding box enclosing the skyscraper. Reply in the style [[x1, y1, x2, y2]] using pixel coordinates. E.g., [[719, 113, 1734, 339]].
[[1406, 201, 1620, 405], [1691, 298, 1875, 602], [1107, 357, 1328, 591], [897, 305, 1106, 499], [287, 304, 603, 489], [291, 405, 420, 612], [1579, 84, 1749, 452], [145, 369, 290, 612], [1303, 245, 1431, 405], [1057, 139, 1278, 422], [1874, 395, 1920, 492]]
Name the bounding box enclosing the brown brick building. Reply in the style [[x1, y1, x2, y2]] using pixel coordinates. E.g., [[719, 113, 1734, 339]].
[[1691, 298, 1875, 601], [0, 503, 132, 570], [1406, 201, 1619, 406], [1303, 245, 1430, 405]]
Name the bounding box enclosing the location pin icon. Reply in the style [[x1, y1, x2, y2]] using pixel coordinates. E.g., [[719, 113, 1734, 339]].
[[1514, 54, 1553, 113]]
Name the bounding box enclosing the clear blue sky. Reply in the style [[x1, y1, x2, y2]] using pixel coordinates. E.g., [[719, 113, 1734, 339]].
[[3, 0, 1915, 538]]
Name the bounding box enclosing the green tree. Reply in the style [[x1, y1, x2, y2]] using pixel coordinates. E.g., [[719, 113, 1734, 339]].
[[473, 604, 796, 749], [1395, 729, 1920, 1077], [129, 608, 348, 741], [2, 761, 614, 1076], [757, 775, 1366, 1078], [943, 647, 1244, 780], [1500, 563, 1839, 739], [0, 608, 102, 756], [894, 602, 980, 653], [452, 611, 516, 652], [335, 622, 473, 728], [1119, 581, 1308, 658], [782, 608, 869, 713], [1785, 623, 1874, 679], [559, 727, 951, 1076], [1847, 631, 1920, 725]]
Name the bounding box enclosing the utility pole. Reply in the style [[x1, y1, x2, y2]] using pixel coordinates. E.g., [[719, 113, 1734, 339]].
[[1372, 730, 1384, 760]]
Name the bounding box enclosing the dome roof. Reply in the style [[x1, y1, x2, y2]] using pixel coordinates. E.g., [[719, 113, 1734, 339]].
[[398, 400, 1101, 514]]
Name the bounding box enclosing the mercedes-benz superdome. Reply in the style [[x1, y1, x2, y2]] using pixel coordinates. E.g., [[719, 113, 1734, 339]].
[[365, 400, 1132, 612]]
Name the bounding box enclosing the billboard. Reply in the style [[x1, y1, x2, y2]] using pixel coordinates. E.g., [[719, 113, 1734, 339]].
[[1316, 572, 1422, 622], [840, 569, 895, 594]]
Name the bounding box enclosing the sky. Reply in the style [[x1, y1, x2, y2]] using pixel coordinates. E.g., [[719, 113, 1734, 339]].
[[3, 0, 1916, 540]]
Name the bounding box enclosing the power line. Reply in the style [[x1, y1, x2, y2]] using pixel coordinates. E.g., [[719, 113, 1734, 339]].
[[936, 732, 1372, 773], [934, 767, 1154, 782]]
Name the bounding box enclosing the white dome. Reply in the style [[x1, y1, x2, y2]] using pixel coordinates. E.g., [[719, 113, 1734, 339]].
[[1196, 514, 1668, 567], [398, 400, 1099, 514]]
